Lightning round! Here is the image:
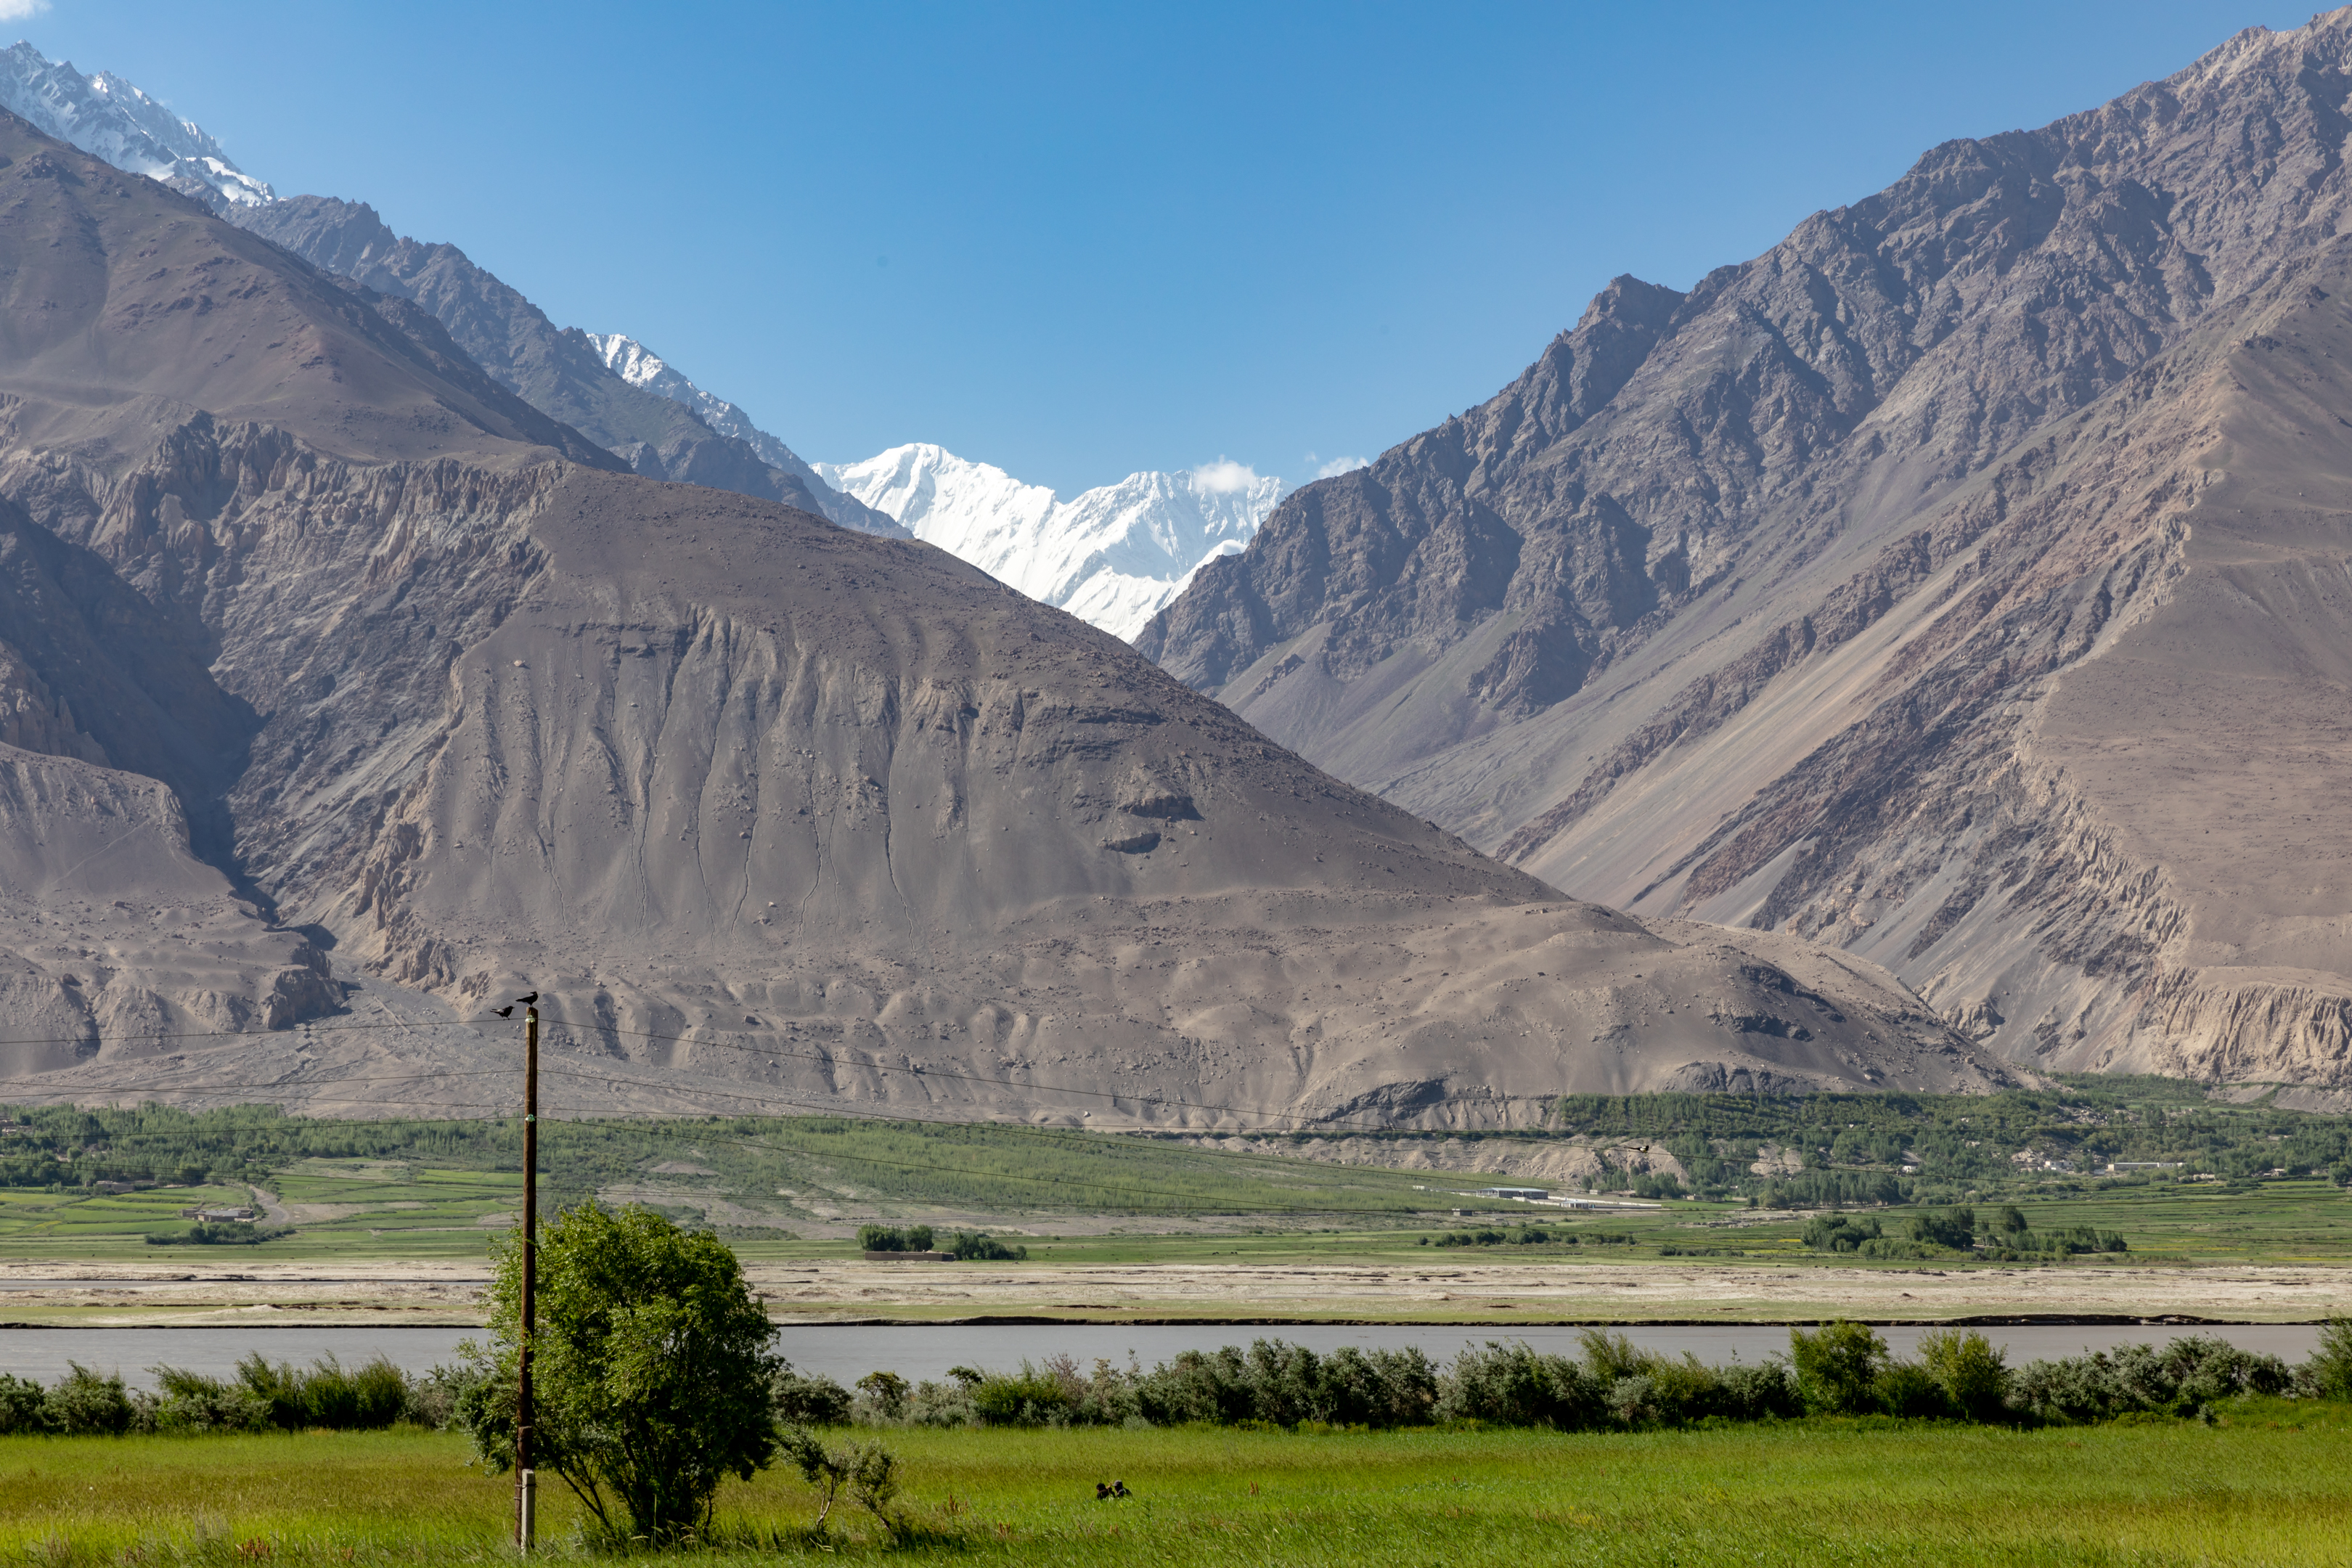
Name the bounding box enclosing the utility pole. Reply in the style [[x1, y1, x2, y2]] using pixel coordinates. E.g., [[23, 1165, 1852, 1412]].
[[517, 1000, 539, 1554]]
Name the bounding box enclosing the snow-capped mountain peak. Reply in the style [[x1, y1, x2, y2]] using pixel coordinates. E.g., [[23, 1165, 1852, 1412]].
[[814, 444, 1283, 640], [0, 42, 272, 210]]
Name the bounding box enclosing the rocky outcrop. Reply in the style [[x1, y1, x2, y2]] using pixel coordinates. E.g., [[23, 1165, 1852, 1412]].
[[1141, 14, 2352, 1089]]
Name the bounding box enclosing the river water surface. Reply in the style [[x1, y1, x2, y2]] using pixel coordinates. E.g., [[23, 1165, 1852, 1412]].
[[0, 1322, 2324, 1389]]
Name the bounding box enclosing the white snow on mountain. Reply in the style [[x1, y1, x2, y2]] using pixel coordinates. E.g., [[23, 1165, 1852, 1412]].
[[584, 330, 894, 531], [815, 444, 1283, 640], [0, 41, 271, 208], [585, 332, 806, 473]]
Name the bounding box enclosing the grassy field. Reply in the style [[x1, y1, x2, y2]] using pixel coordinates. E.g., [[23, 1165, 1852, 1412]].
[[4, 1169, 2352, 1275], [5, 1410, 2352, 1564]]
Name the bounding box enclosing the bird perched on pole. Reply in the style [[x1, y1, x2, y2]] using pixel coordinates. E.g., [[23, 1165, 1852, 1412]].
[[517, 992, 539, 1005]]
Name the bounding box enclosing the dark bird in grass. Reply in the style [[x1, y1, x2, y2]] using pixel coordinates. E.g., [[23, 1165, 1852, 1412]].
[[494, 1006, 514, 1018], [517, 992, 539, 1005]]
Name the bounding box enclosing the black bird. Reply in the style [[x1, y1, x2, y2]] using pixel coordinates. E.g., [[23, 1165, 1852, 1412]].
[[517, 992, 539, 1005], [494, 1006, 514, 1019]]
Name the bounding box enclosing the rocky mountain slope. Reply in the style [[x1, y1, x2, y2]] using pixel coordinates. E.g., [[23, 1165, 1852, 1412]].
[[820, 444, 1282, 638], [0, 110, 2009, 1121], [1142, 13, 2352, 1087]]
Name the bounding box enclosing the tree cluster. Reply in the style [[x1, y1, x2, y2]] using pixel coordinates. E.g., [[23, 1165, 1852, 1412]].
[[769, 1321, 2352, 1433]]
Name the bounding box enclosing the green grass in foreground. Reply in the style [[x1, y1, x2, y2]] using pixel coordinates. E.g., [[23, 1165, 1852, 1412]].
[[7, 1409, 2352, 1564]]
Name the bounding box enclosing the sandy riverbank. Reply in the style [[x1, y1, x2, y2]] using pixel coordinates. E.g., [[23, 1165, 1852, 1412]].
[[4, 1258, 2347, 1327]]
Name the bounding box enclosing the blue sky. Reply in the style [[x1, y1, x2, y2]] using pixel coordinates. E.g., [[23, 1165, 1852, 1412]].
[[11, 1, 2319, 494]]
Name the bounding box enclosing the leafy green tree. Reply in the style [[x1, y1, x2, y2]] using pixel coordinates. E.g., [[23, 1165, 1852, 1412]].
[[2302, 1317, 2352, 1400], [1789, 1321, 1886, 1414], [1905, 1206, 1976, 1250], [1801, 1214, 1881, 1252], [1918, 1328, 2010, 1419], [460, 1204, 782, 1543], [854, 1370, 910, 1421]]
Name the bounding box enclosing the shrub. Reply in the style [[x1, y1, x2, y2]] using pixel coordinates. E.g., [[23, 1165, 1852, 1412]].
[[1871, 1360, 1954, 1418], [855, 1225, 934, 1252], [944, 1230, 1027, 1260], [2300, 1317, 2352, 1400], [0, 1373, 49, 1434], [1917, 1328, 2009, 1420], [1436, 1342, 1604, 1429], [2009, 1336, 2293, 1424], [905, 1379, 979, 1428], [404, 1363, 481, 1431], [772, 1365, 854, 1426], [1715, 1360, 1801, 1421], [144, 1367, 269, 1433], [145, 1220, 275, 1246], [226, 1353, 407, 1430], [1121, 1340, 1436, 1429], [44, 1363, 134, 1435], [853, 1371, 910, 1422], [1790, 1322, 1886, 1414], [971, 1368, 1071, 1427]]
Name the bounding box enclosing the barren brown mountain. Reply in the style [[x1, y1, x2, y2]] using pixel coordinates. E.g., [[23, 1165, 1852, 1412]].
[[0, 112, 2010, 1122], [1140, 15, 2352, 1087]]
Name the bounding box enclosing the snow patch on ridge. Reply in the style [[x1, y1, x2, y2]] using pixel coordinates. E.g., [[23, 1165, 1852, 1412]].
[[815, 444, 1283, 640], [0, 41, 271, 209], [584, 331, 807, 475]]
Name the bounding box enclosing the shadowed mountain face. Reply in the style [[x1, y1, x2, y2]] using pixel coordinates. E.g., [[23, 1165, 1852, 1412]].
[[0, 110, 2008, 1119], [1140, 15, 2352, 1088]]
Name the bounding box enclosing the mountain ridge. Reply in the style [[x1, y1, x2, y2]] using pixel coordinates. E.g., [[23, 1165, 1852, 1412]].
[[1140, 12, 2352, 1086], [0, 107, 2012, 1119]]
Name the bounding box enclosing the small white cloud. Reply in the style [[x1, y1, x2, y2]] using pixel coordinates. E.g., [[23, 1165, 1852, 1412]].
[[1315, 454, 1370, 479], [1189, 456, 1263, 494], [0, 0, 52, 20]]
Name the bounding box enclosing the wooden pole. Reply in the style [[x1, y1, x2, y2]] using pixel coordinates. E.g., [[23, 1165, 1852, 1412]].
[[518, 1003, 538, 1553]]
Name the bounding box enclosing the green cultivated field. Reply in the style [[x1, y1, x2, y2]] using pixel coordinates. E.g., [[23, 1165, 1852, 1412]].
[[6, 1412, 2352, 1564], [4, 1168, 2352, 1274], [4, 1092, 2352, 1272]]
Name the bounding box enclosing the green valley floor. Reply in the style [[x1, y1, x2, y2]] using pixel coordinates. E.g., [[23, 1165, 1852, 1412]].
[[7, 1413, 2352, 1564]]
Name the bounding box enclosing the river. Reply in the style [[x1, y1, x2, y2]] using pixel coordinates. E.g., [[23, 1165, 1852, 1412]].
[[0, 1321, 2324, 1389]]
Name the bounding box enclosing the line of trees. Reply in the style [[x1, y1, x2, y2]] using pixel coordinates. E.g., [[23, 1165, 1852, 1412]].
[[0, 1352, 431, 1436], [795, 1320, 2352, 1432], [1802, 1205, 2128, 1259]]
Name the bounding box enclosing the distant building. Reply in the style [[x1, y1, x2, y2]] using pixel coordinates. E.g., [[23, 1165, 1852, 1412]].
[[1471, 1187, 1551, 1202], [2107, 1161, 2184, 1172]]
